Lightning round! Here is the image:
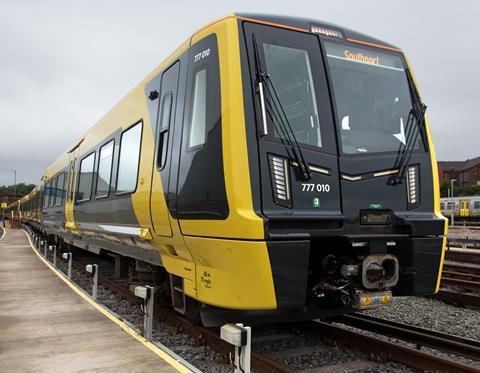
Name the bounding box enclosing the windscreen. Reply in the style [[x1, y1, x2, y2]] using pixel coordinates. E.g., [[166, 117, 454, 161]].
[[263, 43, 322, 148], [324, 41, 423, 155]]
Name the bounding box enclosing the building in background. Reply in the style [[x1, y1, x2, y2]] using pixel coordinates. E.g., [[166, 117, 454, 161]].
[[438, 156, 480, 187]]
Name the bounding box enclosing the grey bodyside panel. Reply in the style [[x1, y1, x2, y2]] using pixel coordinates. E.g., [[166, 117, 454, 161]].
[[62, 230, 163, 266]]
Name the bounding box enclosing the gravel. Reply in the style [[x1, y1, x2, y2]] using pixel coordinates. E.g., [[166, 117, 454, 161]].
[[279, 348, 361, 369], [364, 296, 480, 341], [346, 363, 418, 373], [251, 324, 415, 371]]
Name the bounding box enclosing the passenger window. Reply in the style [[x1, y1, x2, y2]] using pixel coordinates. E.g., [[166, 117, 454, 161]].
[[188, 68, 207, 148], [77, 153, 95, 202], [474, 201, 480, 209], [117, 122, 142, 194], [96, 140, 114, 197], [158, 93, 172, 169], [55, 173, 65, 206]]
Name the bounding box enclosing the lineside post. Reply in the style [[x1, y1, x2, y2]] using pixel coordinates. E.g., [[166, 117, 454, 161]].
[[48, 245, 53, 262], [86, 264, 98, 301], [62, 252, 72, 279], [134, 285, 155, 341], [221, 323, 252, 373], [48, 245, 57, 267]]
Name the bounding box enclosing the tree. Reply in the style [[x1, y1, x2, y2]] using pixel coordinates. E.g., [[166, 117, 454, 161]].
[[0, 183, 36, 196], [440, 181, 450, 198]]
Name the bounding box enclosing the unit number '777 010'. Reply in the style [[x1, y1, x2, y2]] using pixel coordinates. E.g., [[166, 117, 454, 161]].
[[302, 183, 331, 192]]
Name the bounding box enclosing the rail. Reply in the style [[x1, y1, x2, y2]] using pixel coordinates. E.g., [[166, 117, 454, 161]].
[[330, 313, 480, 361]]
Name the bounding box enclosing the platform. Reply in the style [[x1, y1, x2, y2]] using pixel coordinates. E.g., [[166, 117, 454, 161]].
[[0, 228, 181, 373]]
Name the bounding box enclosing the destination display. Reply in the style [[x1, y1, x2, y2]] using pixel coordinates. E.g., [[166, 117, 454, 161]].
[[324, 41, 404, 70]]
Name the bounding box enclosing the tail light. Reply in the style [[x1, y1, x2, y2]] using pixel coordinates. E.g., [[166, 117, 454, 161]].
[[268, 155, 292, 208], [406, 165, 420, 209]]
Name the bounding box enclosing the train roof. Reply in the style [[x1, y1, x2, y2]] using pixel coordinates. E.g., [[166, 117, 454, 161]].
[[40, 13, 402, 183], [234, 12, 401, 51]]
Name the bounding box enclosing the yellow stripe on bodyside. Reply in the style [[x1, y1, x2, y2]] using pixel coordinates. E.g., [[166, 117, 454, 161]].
[[21, 229, 192, 373], [403, 54, 448, 293]]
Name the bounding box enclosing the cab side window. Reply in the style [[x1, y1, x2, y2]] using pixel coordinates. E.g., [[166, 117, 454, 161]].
[[188, 68, 207, 148]]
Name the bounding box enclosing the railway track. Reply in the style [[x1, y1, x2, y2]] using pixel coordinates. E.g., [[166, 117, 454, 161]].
[[442, 261, 480, 291], [25, 227, 480, 372], [449, 221, 480, 228], [434, 290, 480, 310], [330, 313, 480, 361]]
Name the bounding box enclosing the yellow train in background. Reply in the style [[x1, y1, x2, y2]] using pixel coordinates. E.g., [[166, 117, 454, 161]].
[[441, 196, 480, 219], [10, 13, 447, 325]]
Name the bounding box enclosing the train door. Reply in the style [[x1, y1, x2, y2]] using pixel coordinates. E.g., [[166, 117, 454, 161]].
[[460, 200, 470, 217], [243, 23, 342, 220], [65, 142, 81, 229], [149, 62, 180, 237]]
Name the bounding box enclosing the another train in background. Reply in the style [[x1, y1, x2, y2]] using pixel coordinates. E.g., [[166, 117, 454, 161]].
[[440, 196, 480, 219]]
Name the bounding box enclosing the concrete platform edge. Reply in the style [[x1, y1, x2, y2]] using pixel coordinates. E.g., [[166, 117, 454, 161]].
[[21, 228, 198, 373]]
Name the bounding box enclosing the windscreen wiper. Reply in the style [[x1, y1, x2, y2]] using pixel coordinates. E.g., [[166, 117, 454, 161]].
[[389, 69, 427, 185], [252, 34, 311, 180]]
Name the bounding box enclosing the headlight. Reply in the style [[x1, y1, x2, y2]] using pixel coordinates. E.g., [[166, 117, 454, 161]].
[[406, 164, 420, 209], [268, 155, 292, 208]]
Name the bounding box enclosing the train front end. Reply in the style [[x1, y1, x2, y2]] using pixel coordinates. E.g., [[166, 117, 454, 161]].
[[236, 14, 447, 321]]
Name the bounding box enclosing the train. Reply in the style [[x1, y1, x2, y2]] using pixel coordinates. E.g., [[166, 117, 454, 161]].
[[9, 13, 447, 326], [440, 196, 480, 219]]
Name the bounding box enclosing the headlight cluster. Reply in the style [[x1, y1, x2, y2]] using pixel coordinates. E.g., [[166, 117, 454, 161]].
[[406, 165, 420, 209], [268, 155, 292, 208]]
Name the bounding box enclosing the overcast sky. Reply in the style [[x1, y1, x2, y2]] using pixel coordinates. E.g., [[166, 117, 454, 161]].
[[0, 0, 477, 185]]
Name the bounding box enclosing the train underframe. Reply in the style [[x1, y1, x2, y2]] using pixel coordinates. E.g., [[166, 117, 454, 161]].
[[26, 220, 443, 326], [200, 234, 444, 326]]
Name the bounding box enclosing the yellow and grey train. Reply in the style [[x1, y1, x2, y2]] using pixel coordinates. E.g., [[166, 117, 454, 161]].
[[12, 13, 447, 325], [440, 196, 480, 219]]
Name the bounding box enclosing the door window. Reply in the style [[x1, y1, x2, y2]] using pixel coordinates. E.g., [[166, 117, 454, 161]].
[[49, 179, 56, 207], [158, 93, 172, 169], [96, 140, 114, 197], [77, 153, 95, 202], [263, 43, 322, 148], [245, 23, 336, 155], [117, 122, 142, 194], [55, 173, 65, 206]]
